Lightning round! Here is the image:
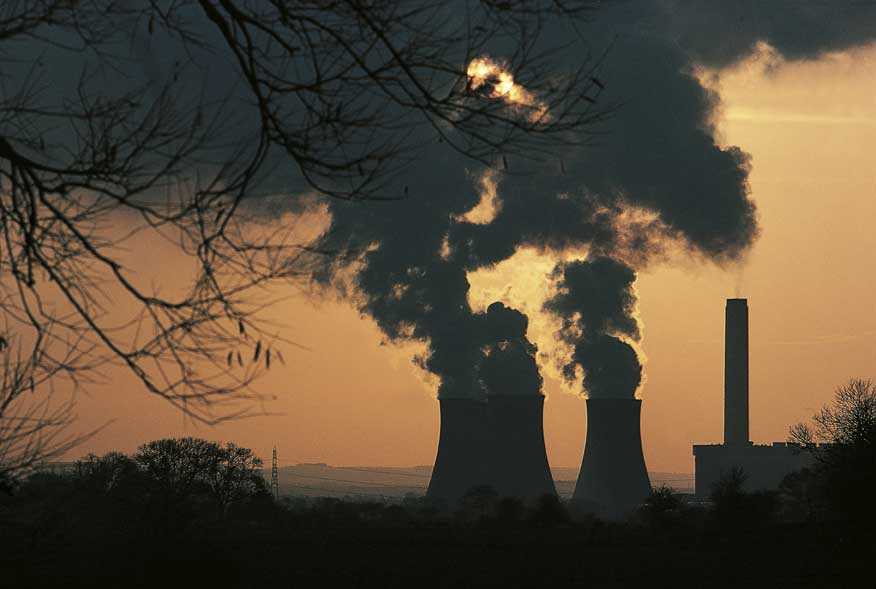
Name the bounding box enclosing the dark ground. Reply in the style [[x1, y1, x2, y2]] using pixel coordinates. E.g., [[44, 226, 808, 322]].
[[2, 509, 866, 589]]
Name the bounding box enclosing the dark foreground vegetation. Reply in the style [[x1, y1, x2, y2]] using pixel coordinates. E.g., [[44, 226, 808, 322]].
[[3, 381, 875, 588], [0, 457, 870, 588]]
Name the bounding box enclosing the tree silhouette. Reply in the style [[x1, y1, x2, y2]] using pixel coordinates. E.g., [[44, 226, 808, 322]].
[[459, 484, 499, 519], [0, 1, 607, 478], [777, 467, 823, 523], [640, 484, 684, 531], [789, 378, 876, 526], [709, 466, 777, 532], [201, 441, 265, 518], [529, 493, 569, 527], [0, 332, 94, 484], [135, 437, 265, 517], [131, 437, 260, 515]]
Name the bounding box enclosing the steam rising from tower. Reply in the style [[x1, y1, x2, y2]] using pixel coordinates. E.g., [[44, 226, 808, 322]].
[[313, 3, 788, 510], [426, 302, 555, 505], [544, 257, 642, 399], [542, 256, 650, 517]]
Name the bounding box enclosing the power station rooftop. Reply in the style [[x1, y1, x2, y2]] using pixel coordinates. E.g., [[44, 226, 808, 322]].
[[693, 441, 831, 453]]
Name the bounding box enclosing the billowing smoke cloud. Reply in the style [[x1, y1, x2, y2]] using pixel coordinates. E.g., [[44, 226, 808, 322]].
[[317, 154, 544, 400], [660, 0, 876, 69], [543, 257, 641, 399], [316, 1, 876, 401], [316, 7, 756, 400], [15, 2, 873, 403], [479, 302, 543, 397]]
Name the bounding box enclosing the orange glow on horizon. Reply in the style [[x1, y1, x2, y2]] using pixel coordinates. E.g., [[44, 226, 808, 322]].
[[60, 45, 876, 476]]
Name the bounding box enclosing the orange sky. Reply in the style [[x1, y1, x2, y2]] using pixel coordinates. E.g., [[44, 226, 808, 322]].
[[66, 45, 876, 474]]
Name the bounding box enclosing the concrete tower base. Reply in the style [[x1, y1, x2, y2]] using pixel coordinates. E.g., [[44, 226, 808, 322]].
[[488, 395, 557, 499], [426, 399, 490, 507], [427, 396, 557, 507], [573, 398, 651, 519]]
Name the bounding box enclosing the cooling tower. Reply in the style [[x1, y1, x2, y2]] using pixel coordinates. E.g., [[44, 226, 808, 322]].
[[572, 399, 651, 518], [487, 395, 557, 499], [426, 399, 490, 506], [724, 298, 749, 446]]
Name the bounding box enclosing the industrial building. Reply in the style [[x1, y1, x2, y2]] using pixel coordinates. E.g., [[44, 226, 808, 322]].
[[693, 298, 814, 500], [429, 297, 815, 512]]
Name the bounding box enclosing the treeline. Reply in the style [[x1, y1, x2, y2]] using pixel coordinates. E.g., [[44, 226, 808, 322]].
[[3, 378, 875, 587], [2, 438, 273, 541], [0, 436, 870, 588]]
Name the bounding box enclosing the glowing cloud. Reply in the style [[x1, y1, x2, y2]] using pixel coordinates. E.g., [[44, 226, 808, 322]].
[[454, 169, 501, 225], [467, 56, 549, 122]]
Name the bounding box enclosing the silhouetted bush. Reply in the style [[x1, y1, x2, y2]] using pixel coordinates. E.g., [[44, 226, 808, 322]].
[[638, 485, 686, 532], [790, 379, 876, 530], [496, 496, 526, 524], [0, 472, 13, 495], [529, 493, 570, 527], [777, 467, 824, 523], [2, 437, 871, 588], [135, 437, 267, 525], [709, 467, 777, 533], [458, 484, 500, 521], [0, 437, 272, 546]]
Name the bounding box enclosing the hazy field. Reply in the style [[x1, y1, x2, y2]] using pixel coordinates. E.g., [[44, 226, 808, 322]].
[[270, 464, 695, 500]]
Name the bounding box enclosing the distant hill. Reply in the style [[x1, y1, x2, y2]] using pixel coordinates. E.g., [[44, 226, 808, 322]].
[[267, 464, 694, 500]]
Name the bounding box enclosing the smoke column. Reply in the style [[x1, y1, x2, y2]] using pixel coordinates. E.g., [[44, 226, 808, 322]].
[[543, 257, 641, 399], [661, 0, 876, 69], [316, 0, 876, 408], [314, 6, 759, 403], [12, 1, 876, 411]]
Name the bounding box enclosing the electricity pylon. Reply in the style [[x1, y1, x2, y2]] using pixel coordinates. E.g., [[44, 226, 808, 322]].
[[270, 446, 279, 501]]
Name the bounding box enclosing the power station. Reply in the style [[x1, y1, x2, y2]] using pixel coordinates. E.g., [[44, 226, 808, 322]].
[[428, 388, 648, 515], [693, 298, 813, 499], [427, 297, 814, 513]]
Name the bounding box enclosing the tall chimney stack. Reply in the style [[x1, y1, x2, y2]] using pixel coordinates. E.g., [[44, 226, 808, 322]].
[[724, 298, 749, 446]]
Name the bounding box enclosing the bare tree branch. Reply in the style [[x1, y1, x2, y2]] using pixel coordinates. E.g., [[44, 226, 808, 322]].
[[0, 1, 608, 476]]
